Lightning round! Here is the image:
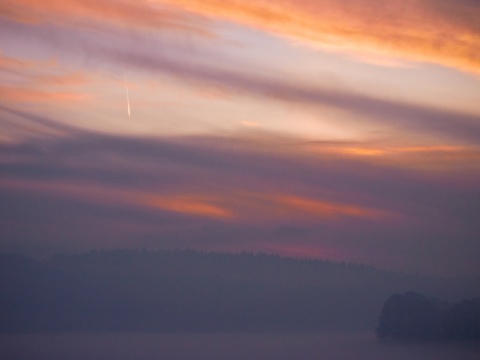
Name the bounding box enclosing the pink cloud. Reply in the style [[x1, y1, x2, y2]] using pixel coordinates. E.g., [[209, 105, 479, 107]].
[[164, 0, 480, 72]]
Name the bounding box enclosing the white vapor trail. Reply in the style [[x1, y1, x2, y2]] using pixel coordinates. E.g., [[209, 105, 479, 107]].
[[123, 71, 130, 117]]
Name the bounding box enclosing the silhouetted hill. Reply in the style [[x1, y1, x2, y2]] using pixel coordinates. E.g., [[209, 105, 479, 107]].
[[0, 250, 478, 333], [377, 291, 480, 342]]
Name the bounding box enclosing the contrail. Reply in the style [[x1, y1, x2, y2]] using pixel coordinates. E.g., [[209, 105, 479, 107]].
[[123, 70, 130, 117]]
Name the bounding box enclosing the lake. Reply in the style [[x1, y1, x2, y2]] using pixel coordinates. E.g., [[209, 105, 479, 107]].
[[1, 332, 479, 360]]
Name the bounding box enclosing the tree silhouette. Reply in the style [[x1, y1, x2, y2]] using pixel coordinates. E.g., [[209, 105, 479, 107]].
[[377, 292, 480, 342]]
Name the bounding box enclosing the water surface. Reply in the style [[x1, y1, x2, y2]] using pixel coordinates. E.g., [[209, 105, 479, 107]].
[[1, 332, 479, 360]]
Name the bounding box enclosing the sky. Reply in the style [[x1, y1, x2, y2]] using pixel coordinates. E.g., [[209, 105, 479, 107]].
[[0, 0, 479, 277]]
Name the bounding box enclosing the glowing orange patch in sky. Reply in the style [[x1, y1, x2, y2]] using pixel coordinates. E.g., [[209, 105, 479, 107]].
[[276, 195, 389, 220], [142, 195, 234, 219], [162, 0, 480, 73], [1, 0, 212, 34], [0, 176, 394, 224], [340, 148, 387, 156], [335, 146, 469, 157], [0, 178, 234, 220], [0, 86, 89, 103], [301, 143, 480, 172]]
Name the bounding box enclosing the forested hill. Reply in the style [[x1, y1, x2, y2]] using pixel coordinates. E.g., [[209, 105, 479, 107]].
[[0, 250, 478, 333]]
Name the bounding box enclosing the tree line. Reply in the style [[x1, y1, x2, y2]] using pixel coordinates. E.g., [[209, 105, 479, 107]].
[[1, 250, 478, 333], [0, 250, 387, 332], [377, 291, 480, 342]]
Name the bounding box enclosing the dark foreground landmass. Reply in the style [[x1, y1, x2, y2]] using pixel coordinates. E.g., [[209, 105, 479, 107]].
[[0, 250, 478, 333], [377, 291, 480, 342]]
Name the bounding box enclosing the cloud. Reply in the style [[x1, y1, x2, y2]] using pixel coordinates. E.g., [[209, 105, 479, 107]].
[[0, 85, 88, 103], [163, 0, 480, 72], [105, 46, 480, 144], [1, 127, 479, 274], [2, 4, 479, 145], [0, 0, 211, 35], [302, 141, 480, 174], [0, 53, 90, 106], [274, 195, 394, 221], [0, 52, 48, 70], [1, 1, 478, 276], [0, 133, 396, 224], [5, 0, 476, 73], [241, 121, 260, 128], [0, 104, 92, 139]]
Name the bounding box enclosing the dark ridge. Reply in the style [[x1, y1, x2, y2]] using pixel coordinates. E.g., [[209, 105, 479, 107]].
[[0, 249, 478, 333], [377, 291, 480, 343]]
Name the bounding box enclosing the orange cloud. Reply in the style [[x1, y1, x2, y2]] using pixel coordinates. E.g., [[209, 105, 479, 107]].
[[3, 2, 478, 72], [161, 0, 480, 72], [0, 53, 38, 70], [274, 195, 391, 221], [240, 121, 261, 128], [335, 145, 471, 158], [0, 175, 394, 224], [0, 0, 211, 35], [303, 142, 480, 173], [142, 195, 234, 219], [193, 191, 394, 223], [0, 86, 88, 103], [0, 53, 90, 105], [0, 53, 59, 74], [0, 178, 234, 220]]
